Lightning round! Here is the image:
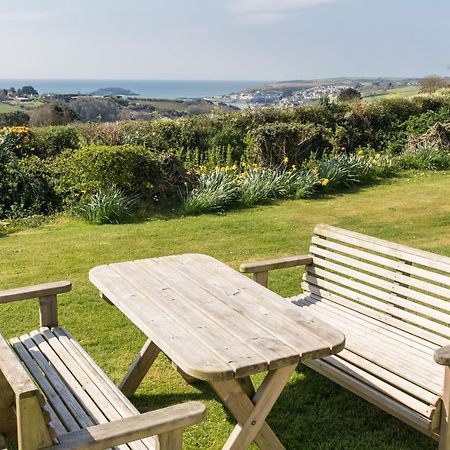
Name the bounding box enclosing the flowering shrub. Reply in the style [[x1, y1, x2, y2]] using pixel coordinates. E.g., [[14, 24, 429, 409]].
[[0, 126, 34, 157]]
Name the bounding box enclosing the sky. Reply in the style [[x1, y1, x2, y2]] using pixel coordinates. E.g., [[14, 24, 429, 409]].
[[0, 0, 449, 81]]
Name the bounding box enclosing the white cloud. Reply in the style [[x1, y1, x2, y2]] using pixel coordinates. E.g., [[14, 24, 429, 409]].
[[230, 0, 338, 24], [0, 11, 58, 22]]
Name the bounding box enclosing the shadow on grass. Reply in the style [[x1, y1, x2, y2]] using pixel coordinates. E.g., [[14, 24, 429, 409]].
[[129, 364, 436, 450]]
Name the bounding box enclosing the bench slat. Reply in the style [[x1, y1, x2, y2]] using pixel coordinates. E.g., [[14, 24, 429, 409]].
[[322, 355, 436, 418], [297, 296, 444, 394], [306, 262, 450, 323], [16, 329, 155, 450], [10, 337, 79, 434], [311, 236, 450, 288], [303, 275, 450, 338], [310, 245, 450, 308], [305, 358, 438, 439], [301, 282, 449, 347], [49, 328, 156, 450], [35, 330, 147, 450], [314, 224, 450, 274]]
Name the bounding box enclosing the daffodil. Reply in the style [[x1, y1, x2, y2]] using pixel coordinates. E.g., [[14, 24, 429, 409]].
[[321, 178, 330, 186], [283, 156, 289, 164]]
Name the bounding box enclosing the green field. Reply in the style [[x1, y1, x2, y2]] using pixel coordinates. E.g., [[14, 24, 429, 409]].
[[1, 172, 449, 449], [0, 102, 17, 113], [363, 85, 420, 102]]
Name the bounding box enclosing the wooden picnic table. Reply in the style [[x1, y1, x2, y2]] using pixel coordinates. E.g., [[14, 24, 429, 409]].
[[89, 253, 345, 450]]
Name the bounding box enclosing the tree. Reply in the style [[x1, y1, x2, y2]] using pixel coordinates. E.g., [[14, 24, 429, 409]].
[[69, 97, 121, 122], [29, 103, 78, 126], [337, 87, 362, 102], [419, 75, 449, 93], [17, 85, 39, 97], [0, 111, 30, 127]]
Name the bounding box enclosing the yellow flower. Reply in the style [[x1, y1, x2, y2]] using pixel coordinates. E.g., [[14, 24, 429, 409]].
[[292, 164, 297, 171], [357, 149, 364, 156], [321, 178, 330, 186], [283, 156, 289, 164]]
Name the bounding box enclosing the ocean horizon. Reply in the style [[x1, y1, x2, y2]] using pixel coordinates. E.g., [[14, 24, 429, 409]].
[[0, 79, 268, 99]]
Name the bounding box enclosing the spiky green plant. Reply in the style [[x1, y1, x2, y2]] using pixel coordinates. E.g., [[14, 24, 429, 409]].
[[183, 171, 238, 215], [78, 187, 139, 224]]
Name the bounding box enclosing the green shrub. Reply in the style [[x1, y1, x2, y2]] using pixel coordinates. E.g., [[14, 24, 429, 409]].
[[33, 126, 80, 157], [78, 186, 139, 224], [0, 148, 51, 218], [249, 122, 332, 166], [183, 171, 238, 215], [50, 145, 181, 205]]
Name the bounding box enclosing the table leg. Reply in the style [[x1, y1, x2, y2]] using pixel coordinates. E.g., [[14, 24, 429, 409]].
[[172, 361, 199, 385], [211, 364, 296, 450], [119, 339, 160, 397]]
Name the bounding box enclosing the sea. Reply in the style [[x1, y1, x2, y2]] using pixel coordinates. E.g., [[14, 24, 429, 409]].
[[0, 79, 266, 99]]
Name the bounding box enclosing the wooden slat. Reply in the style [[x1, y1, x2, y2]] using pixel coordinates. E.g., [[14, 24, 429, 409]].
[[298, 297, 444, 394], [0, 281, 71, 304], [337, 350, 440, 406], [10, 337, 80, 433], [48, 328, 156, 450], [21, 332, 110, 426], [111, 261, 270, 378], [305, 358, 438, 440], [303, 274, 450, 337], [90, 265, 235, 381], [299, 285, 449, 347], [306, 265, 450, 325], [314, 224, 450, 274], [322, 356, 435, 417], [48, 402, 206, 450], [0, 334, 37, 397], [311, 236, 450, 288], [311, 247, 450, 311], [298, 296, 438, 356], [170, 254, 345, 359], [138, 258, 301, 369], [294, 293, 441, 351], [240, 255, 313, 273]]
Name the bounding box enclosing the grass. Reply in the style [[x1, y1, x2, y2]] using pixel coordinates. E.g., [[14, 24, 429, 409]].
[[1, 171, 450, 449], [363, 85, 420, 102], [0, 102, 17, 113]]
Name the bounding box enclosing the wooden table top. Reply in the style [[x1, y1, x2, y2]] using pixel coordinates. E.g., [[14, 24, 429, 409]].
[[89, 254, 345, 381]]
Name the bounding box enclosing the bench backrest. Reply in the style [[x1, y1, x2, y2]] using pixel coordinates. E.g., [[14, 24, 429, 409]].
[[0, 333, 53, 449], [303, 224, 450, 347]]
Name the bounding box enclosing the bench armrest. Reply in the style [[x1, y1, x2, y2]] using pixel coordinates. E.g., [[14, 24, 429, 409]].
[[50, 402, 207, 450], [240, 255, 312, 288], [434, 345, 450, 366], [240, 255, 313, 274], [0, 281, 72, 328], [0, 281, 72, 304]]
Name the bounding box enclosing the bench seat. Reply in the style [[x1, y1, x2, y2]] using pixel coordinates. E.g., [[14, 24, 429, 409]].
[[292, 294, 444, 433], [11, 327, 160, 450]]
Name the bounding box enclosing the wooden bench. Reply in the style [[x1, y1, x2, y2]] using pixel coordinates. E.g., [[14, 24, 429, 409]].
[[241, 224, 450, 450], [0, 281, 206, 450]]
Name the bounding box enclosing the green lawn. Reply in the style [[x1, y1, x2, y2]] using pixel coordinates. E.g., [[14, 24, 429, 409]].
[[1, 172, 449, 449]]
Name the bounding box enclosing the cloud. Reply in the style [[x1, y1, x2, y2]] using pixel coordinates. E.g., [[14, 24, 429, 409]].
[[230, 0, 338, 24], [0, 11, 58, 22]]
